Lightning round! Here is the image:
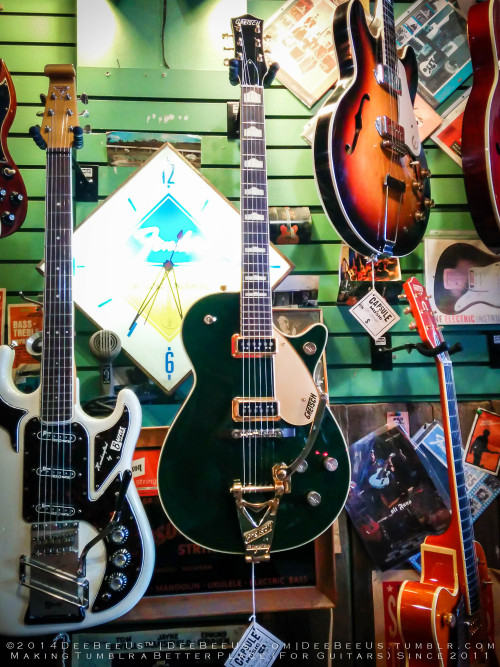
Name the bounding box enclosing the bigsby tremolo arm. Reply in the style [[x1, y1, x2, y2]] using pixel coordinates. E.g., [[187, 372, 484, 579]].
[[230, 394, 328, 563]]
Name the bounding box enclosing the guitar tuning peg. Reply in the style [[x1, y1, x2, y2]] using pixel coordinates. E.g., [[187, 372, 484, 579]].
[[221, 33, 232, 39], [397, 293, 407, 300], [264, 34, 271, 41], [78, 109, 90, 117], [223, 46, 234, 51], [403, 306, 412, 314], [78, 92, 89, 104], [39, 93, 47, 105], [35, 110, 44, 117], [83, 124, 92, 134]]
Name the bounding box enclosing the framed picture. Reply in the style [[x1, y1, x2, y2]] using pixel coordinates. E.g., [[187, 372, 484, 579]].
[[272, 306, 328, 394], [430, 88, 470, 166], [396, 0, 471, 109], [71, 143, 292, 394], [465, 409, 500, 476], [424, 238, 500, 325], [264, 0, 346, 107], [127, 427, 338, 621]]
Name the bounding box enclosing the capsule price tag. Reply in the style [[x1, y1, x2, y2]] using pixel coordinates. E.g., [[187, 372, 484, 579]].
[[349, 288, 400, 339], [225, 620, 284, 667]]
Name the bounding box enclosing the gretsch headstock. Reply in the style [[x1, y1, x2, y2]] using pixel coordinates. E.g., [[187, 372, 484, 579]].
[[403, 276, 445, 354]]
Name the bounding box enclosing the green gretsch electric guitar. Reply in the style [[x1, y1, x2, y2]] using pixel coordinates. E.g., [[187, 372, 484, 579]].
[[157, 14, 350, 562]]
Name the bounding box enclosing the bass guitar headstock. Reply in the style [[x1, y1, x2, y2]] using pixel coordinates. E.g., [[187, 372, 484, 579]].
[[30, 64, 82, 152], [227, 14, 279, 88]]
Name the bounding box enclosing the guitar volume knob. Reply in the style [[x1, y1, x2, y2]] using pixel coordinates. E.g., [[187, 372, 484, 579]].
[[110, 549, 131, 569], [109, 525, 129, 544], [307, 491, 322, 506], [1, 211, 15, 226], [106, 572, 128, 592], [324, 457, 338, 472], [10, 192, 24, 206]]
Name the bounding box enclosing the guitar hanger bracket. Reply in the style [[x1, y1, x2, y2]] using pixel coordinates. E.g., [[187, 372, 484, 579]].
[[378, 340, 463, 358]]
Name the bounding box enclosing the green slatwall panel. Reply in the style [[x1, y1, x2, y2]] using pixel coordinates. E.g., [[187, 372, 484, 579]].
[[0, 0, 497, 428]]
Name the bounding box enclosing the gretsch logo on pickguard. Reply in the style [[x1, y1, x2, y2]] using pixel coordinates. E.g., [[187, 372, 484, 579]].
[[304, 393, 317, 420]]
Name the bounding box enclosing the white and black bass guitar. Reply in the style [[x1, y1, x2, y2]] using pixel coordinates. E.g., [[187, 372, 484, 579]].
[[0, 65, 154, 636]]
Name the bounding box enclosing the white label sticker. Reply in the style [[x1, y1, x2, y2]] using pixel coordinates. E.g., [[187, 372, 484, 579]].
[[225, 621, 284, 667], [349, 289, 400, 339]]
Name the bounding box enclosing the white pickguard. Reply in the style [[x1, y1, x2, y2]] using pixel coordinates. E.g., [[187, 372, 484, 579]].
[[397, 57, 422, 157], [0, 345, 155, 636]]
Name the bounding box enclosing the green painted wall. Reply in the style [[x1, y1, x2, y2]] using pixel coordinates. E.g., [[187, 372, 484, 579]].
[[0, 0, 497, 427]]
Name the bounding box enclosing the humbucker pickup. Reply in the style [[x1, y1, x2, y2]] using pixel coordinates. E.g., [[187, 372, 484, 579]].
[[232, 398, 280, 422], [231, 334, 277, 358]]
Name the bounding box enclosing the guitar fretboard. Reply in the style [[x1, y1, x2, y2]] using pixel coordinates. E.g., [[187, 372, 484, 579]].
[[41, 148, 74, 424], [443, 360, 480, 615], [240, 84, 272, 338], [381, 0, 398, 75]]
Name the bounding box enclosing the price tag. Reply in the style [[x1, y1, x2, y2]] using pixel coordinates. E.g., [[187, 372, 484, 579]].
[[225, 620, 284, 667], [349, 288, 400, 340]]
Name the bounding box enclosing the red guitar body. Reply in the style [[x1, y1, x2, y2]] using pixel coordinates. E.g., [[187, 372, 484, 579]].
[[0, 60, 27, 239], [462, 0, 500, 254], [397, 278, 498, 667]]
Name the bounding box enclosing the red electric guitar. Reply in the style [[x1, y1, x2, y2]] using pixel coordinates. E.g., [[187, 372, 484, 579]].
[[462, 0, 500, 254], [397, 277, 497, 667], [313, 0, 432, 258], [0, 60, 27, 238]]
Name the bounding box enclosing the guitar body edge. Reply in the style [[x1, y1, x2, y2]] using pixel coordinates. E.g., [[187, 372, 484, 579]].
[[313, 0, 430, 258], [462, 0, 500, 254], [0, 345, 155, 636], [158, 291, 350, 555]]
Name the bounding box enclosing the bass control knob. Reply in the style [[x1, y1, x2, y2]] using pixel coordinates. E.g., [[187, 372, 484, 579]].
[[109, 525, 129, 544], [111, 549, 131, 569], [106, 572, 128, 592]]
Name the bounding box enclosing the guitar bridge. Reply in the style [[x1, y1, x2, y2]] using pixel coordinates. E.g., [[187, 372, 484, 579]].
[[19, 522, 89, 621]]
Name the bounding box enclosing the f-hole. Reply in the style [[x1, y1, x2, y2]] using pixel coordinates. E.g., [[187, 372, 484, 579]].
[[345, 94, 370, 155]]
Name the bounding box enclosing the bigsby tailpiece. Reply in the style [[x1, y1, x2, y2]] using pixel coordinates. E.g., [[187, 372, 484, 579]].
[[230, 394, 328, 562]]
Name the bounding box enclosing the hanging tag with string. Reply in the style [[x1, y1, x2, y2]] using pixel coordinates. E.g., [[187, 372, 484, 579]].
[[225, 563, 284, 667], [348, 259, 400, 340]]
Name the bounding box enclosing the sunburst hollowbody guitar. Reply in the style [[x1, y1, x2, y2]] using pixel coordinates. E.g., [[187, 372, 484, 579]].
[[397, 277, 497, 667], [0, 65, 154, 636], [313, 0, 432, 258], [462, 0, 500, 254], [0, 60, 28, 239], [157, 15, 350, 562]]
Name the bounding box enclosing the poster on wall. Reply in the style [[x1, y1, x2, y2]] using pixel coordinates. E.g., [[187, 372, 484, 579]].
[[7, 303, 43, 372], [395, 0, 471, 109], [464, 409, 500, 476], [106, 131, 201, 168], [72, 143, 291, 394], [264, 0, 346, 108], [430, 88, 470, 165], [0, 288, 5, 346], [424, 238, 500, 325]]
